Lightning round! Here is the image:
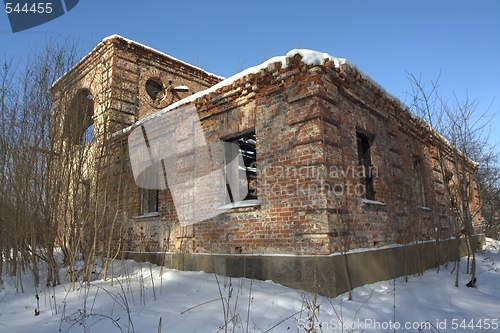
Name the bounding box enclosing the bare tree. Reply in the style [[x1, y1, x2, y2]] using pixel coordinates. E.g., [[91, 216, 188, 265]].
[[407, 73, 499, 287], [0, 39, 82, 287], [47, 48, 132, 288], [0, 37, 129, 289]]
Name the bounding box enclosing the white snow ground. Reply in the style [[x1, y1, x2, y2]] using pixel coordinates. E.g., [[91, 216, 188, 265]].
[[0, 239, 499, 333]]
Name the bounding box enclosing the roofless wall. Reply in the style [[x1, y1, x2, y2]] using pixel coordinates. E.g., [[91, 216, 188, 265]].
[[52, 36, 483, 296], [109, 49, 481, 256]]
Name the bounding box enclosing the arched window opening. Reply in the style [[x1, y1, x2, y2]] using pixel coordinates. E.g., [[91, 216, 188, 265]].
[[64, 89, 94, 145]]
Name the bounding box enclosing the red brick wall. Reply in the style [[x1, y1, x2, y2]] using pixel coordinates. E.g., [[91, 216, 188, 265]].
[[54, 38, 481, 256], [142, 52, 480, 255]]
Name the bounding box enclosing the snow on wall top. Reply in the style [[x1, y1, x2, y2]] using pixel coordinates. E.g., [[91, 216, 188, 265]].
[[112, 48, 367, 137], [102, 35, 224, 80], [106, 46, 477, 166]]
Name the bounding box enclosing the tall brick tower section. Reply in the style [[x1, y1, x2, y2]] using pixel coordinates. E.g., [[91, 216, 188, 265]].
[[52, 35, 222, 142], [50, 35, 222, 257]]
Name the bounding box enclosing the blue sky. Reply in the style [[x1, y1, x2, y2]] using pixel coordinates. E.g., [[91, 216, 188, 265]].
[[1, 0, 499, 149]]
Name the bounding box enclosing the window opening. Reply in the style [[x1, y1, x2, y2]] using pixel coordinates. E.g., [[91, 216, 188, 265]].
[[445, 171, 458, 209], [64, 89, 94, 145], [82, 123, 94, 145], [413, 157, 426, 207], [356, 132, 375, 200], [76, 180, 91, 224], [225, 132, 257, 203], [141, 188, 159, 215], [146, 78, 164, 101]]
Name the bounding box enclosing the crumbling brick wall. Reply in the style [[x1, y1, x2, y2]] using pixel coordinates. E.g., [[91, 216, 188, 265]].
[[53, 36, 481, 256], [51, 36, 222, 253], [122, 52, 480, 255]]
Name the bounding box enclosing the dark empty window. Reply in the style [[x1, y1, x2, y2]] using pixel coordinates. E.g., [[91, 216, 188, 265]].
[[76, 180, 91, 224], [141, 188, 159, 215], [357, 132, 375, 200], [145, 78, 164, 101], [413, 157, 426, 207], [225, 132, 257, 203], [445, 171, 458, 209]]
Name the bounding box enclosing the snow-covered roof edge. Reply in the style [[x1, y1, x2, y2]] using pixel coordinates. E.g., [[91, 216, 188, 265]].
[[109, 48, 479, 167], [111, 49, 353, 137], [288, 50, 479, 167], [112, 49, 408, 136], [102, 35, 224, 80], [52, 34, 224, 89]]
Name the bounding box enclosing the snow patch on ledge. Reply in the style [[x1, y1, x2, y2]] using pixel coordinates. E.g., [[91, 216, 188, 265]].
[[361, 198, 387, 206], [217, 199, 259, 210], [173, 85, 189, 91]]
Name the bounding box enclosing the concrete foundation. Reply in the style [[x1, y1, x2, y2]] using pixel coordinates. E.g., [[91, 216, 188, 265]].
[[122, 235, 484, 297]]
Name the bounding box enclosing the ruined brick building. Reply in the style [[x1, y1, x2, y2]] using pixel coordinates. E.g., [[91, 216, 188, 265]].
[[51, 35, 483, 295]]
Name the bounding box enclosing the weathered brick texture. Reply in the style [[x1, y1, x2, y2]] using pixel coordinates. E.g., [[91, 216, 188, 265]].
[[52, 36, 482, 257]]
